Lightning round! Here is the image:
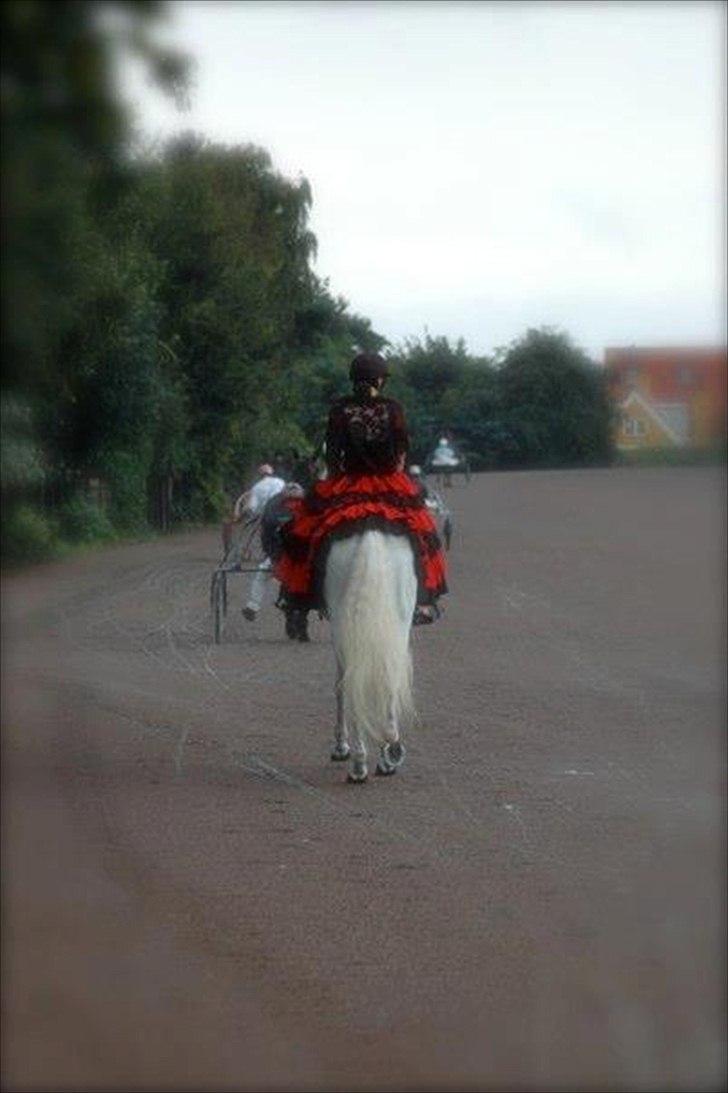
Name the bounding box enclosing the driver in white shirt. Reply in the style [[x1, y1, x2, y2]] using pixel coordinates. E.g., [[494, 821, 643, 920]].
[[234, 464, 286, 622], [233, 463, 285, 522]]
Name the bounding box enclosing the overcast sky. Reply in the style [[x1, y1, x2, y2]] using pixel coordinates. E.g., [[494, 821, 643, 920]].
[[122, 0, 726, 362]]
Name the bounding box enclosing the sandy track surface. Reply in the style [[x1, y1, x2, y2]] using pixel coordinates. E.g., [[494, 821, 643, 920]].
[[2, 467, 725, 1092]]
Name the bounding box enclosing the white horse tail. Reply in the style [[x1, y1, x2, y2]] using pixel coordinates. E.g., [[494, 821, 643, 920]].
[[326, 531, 416, 746]]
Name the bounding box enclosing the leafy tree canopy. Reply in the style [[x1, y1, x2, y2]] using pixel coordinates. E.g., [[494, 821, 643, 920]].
[[1, 1, 616, 563]]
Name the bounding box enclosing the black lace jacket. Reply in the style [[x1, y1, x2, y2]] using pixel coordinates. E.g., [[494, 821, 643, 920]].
[[325, 395, 409, 476]]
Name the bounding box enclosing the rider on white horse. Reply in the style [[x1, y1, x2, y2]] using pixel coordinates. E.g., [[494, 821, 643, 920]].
[[274, 353, 449, 781], [275, 353, 448, 627]]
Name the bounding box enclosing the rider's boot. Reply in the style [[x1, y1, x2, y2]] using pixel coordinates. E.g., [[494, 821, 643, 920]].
[[285, 610, 298, 639], [413, 603, 441, 626], [296, 610, 310, 642]]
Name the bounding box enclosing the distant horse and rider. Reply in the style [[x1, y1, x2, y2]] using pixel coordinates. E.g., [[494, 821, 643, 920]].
[[425, 433, 471, 489]]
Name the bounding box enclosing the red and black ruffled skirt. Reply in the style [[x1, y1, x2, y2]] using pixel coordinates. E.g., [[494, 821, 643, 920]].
[[274, 471, 448, 610]]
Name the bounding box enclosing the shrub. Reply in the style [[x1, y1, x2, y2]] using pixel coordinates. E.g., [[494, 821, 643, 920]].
[[615, 444, 727, 467], [1, 503, 59, 564], [57, 494, 114, 543]]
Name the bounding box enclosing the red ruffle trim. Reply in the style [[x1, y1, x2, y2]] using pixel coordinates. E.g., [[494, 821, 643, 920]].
[[274, 471, 447, 600]]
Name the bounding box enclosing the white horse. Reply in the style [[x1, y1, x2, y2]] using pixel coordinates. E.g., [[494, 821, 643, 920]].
[[323, 530, 417, 783]]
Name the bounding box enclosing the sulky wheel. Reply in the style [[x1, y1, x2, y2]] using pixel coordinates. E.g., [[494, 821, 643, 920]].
[[212, 572, 225, 644]]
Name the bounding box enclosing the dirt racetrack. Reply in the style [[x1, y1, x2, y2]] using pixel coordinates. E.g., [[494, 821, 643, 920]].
[[2, 466, 726, 1092]]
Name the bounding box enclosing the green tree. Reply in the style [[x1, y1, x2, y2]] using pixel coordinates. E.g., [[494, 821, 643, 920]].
[[1, 0, 188, 393], [385, 333, 474, 461], [496, 327, 614, 466], [439, 360, 500, 467], [1, 0, 189, 556], [135, 135, 321, 516]]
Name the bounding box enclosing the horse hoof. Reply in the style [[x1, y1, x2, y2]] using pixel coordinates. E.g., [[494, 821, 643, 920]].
[[375, 762, 397, 776], [383, 741, 405, 769], [330, 745, 350, 762], [347, 773, 368, 784]]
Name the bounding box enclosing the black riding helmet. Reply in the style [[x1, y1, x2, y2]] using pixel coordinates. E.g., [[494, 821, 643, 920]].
[[349, 352, 390, 385]]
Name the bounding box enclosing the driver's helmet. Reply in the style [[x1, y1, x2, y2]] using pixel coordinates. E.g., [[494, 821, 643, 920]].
[[409, 464, 423, 477]]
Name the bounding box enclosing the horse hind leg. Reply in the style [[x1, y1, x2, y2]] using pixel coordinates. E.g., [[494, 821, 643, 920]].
[[376, 704, 406, 776], [330, 662, 350, 762], [346, 728, 368, 784], [329, 640, 362, 781]]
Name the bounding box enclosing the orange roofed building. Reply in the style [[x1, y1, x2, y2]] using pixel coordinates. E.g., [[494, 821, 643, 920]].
[[605, 346, 727, 451]]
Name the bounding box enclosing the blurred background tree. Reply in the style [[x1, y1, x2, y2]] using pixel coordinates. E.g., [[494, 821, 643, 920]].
[[495, 328, 614, 468], [1, 0, 188, 390], [1, 0, 190, 553], [386, 328, 613, 470], [1, 1, 614, 565]]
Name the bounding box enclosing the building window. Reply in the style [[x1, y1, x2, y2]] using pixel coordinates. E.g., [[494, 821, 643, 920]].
[[677, 366, 694, 387], [622, 415, 645, 437], [624, 367, 640, 388]]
